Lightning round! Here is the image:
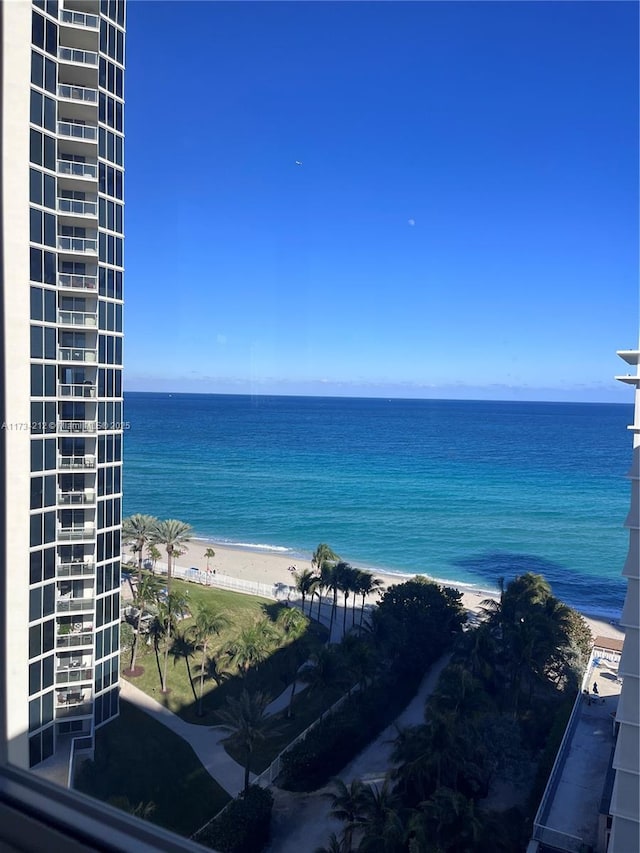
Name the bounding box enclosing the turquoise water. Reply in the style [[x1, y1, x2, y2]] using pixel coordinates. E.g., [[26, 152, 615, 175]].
[[123, 394, 633, 621]]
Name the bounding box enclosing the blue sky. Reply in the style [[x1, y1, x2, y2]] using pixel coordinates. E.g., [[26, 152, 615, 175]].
[[124, 1, 639, 401]]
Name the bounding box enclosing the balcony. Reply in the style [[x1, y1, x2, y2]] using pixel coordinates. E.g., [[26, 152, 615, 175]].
[[58, 273, 98, 292], [57, 490, 96, 506], [58, 347, 97, 363], [56, 596, 95, 613], [58, 47, 98, 67], [58, 310, 97, 327], [55, 667, 94, 685], [55, 694, 93, 719], [59, 8, 99, 29], [58, 383, 96, 399], [58, 419, 97, 434], [57, 236, 97, 254], [57, 526, 95, 542], [57, 561, 95, 578], [57, 121, 98, 142], [58, 455, 96, 470], [57, 84, 98, 105], [57, 159, 98, 180], [56, 629, 93, 649], [58, 198, 98, 217]]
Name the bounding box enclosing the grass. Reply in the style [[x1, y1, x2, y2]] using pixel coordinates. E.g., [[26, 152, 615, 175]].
[[122, 577, 328, 725], [75, 700, 230, 838]]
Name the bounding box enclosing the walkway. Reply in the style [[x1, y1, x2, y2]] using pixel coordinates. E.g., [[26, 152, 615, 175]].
[[265, 654, 451, 853], [119, 678, 252, 797]]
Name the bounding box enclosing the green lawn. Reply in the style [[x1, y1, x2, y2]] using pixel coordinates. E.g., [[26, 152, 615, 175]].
[[122, 578, 328, 725], [75, 700, 230, 838]]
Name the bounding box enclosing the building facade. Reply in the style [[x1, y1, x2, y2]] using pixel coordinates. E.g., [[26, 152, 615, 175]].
[[610, 346, 640, 851], [2, 0, 125, 769]]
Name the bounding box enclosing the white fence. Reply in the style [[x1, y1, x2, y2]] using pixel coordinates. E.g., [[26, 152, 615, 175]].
[[150, 561, 298, 603]]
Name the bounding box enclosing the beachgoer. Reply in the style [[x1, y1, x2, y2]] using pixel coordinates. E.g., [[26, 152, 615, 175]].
[[593, 681, 599, 695]]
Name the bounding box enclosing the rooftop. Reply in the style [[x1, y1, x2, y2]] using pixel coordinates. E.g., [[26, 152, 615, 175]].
[[533, 652, 622, 853]]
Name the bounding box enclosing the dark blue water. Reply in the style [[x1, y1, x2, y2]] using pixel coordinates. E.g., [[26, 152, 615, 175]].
[[122, 394, 633, 620]]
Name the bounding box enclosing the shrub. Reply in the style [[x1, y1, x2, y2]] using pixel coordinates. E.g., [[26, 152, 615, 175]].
[[279, 669, 422, 791], [198, 785, 273, 853]]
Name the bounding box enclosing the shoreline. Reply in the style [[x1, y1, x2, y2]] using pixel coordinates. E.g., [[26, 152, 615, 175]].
[[153, 536, 624, 644]]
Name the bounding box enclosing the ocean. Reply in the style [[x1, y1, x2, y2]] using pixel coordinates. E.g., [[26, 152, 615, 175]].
[[122, 393, 633, 621]]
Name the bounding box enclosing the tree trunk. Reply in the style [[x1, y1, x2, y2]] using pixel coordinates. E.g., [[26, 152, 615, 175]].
[[360, 595, 366, 627], [198, 644, 207, 716], [166, 547, 172, 591], [161, 626, 170, 692], [343, 594, 348, 635], [130, 609, 142, 671], [301, 593, 306, 615], [244, 745, 252, 794], [329, 588, 337, 640]]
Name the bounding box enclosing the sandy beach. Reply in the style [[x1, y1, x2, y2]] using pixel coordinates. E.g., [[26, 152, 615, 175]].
[[136, 537, 625, 645]]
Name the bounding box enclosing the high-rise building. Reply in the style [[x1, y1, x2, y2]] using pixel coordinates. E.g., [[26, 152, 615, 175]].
[[610, 346, 640, 851], [2, 0, 125, 770]]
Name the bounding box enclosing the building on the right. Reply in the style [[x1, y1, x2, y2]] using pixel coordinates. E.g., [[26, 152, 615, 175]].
[[610, 346, 640, 852]]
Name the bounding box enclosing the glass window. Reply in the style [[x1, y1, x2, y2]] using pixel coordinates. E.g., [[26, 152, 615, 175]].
[[30, 208, 42, 245], [30, 440, 42, 473], [29, 587, 42, 623], [43, 96, 55, 133], [42, 619, 54, 653], [31, 50, 43, 87], [44, 287, 56, 320], [31, 365, 43, 396], [44, 326, 56, 360], [29, 662, 41, 696], [43, 212, 55, 248], [32, 11, 44, 49], [30, 513, 42, 548], [43, 134, 55, 171], [44, 57, 56, 94], [43, 173, 55, 209], [45, 19, 57, 57], [30, 90, 42, 126], [30, 168, 42, 205], [30, 128, 41, 165], [29, 700, 41, 736]]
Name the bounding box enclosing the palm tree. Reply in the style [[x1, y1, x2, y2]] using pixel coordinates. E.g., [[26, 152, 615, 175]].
[[356, 572, 384, 627], [146, 544, 161, 572], [338, 564, 358, 636], [324, 777, 365, 850], [294, 568, 317, 615], [122, 514, 158, 581], [216, 690, 272, 794], [125, 572, 163, 676], [158, 590, 189, 693], [190, 603, 231, 716], [275, 607, 309, 717], [313, 833, 351, 853], [151, 519, 192, 590], [326, 562, 351, 640], [170, 631, 198, 703], [356, 780, 404, 853], [204, 547, 216, 571], [300, 647, 349, 718], [312, 543, 339, 575], [228, 620, 278, 678]]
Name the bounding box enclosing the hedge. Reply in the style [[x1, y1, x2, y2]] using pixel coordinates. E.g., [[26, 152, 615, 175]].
[[198, 785, 273, 853]]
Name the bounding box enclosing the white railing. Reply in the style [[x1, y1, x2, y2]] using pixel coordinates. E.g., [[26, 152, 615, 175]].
[[58, 420, 97, 434], [58, 273, 98, 290], [58, 490, 96, 505], [58, 310, 97, 327], [60, 9, 99, 29], [58, 383, 96, 398], [58, 47, 98, 66], [531, 826, 584, 853], [57, 562, 95, 577], [56, 598, 95, 613], [57, 160, 98, 179], [56, 632, 93, 648], [58, 348, 97, 363], [154, 563, 280, 601], [57, 122, 98, 141], [57, 84, 98, 104], [58, 236, 98, 254], [57, 527, 95, 541], [58, 456, 96, 470], [56, 701, 93, 719], [56, 667, 93, 685], [58, 198, 98, 216]]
